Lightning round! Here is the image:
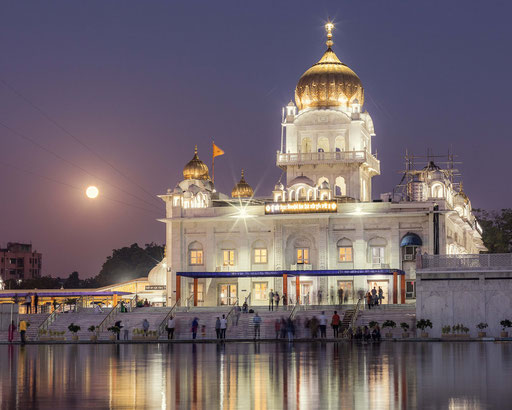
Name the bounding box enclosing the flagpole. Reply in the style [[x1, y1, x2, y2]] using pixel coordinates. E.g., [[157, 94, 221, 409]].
[[212, 140, 215, 183]]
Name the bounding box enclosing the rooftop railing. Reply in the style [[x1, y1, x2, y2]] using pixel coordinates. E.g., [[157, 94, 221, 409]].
[[418, 253, 512, 271], [276, 150, 380, 173]]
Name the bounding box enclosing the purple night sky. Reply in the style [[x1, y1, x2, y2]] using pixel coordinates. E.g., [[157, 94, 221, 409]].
[[0, 1, 510, 278]]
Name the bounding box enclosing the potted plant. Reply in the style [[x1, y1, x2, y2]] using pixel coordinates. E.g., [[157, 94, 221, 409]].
[[88, 325, 97, 342], [416, 319, 432, 338], [68, 323, 81, 341], [38, 329, 50, 341], [382, 320, 396, 339], [368, 321, 379, 329], [500, 320, 512, 338], [400, 322, 410, 338], [476, 323, 488, 338], [107, 325, 120, 341]]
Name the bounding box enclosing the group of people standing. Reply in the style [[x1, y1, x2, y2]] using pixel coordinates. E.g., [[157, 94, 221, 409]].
[[268, 290, 286, 311], [366, 286, 384, 309], [304, 311, 342, 339]]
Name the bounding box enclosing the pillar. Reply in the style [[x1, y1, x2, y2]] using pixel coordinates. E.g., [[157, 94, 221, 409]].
[[113, 293, 118, 306], [296, 276, 300, 304], [176, 275, 181, 304], [400, 274, 406, 304], [31, 294, 35, 314], [283, 274, 288, 304], [393, 271, 398, 304], [193, 278, 198, 306]]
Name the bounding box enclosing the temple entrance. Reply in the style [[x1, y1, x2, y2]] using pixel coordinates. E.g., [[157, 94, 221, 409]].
[[218, 284, 237, 305], [301, 282, 313, 305], [337, 281, 354, 304], [367, 280, 389, 305], [252, 282, 268, 304]]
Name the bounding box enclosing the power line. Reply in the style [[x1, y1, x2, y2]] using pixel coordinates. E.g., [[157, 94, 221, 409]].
[[0, 160, 160, 216], [0, 119, 162, 212], [0, 78, 162, 206]]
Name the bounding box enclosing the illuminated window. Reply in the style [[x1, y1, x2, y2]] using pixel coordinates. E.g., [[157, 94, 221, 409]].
[[189, 250, 203, 265], [253, 282, 268, 301], [254, 248, 267, 264], [223, 250, 235, 266], [188, 283, 204, 302], [338, 247, 353, 262], [296, 248, 309, 264]]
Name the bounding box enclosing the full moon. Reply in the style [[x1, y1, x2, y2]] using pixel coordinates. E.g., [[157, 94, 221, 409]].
[[86, 186, 99, 199]]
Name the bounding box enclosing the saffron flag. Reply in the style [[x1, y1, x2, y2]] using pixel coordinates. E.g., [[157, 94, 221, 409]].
[[213, 142, 225, 158]]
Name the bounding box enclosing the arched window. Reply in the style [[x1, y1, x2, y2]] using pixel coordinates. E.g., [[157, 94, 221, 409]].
[[335, 176, 346, 196], [400, 233, 422, 261], [188, 241, 203, 265], [301, 137, 312, 153], [317, 137, 329, 153], [337, 238, 353, 262], [335, 136, 345, 153], [432, 183, 445, 198], [297, 187, 307, 200]]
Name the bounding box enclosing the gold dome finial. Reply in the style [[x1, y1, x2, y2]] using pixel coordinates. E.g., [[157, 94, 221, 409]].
[[232, 169, 254, 198], [183, 146, 210, 180], [325, 21, 334, 48]]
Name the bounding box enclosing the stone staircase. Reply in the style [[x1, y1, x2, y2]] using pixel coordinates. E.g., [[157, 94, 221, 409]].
[[0, 314, 49, 342], [45, 308, 112, 340], [97, 307, 170, 340], [356, 305, 417, 337]]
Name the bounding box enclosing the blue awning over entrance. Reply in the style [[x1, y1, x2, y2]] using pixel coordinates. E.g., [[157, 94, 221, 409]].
[[177, 269, 405, 278], [400, 233, 423, 247]]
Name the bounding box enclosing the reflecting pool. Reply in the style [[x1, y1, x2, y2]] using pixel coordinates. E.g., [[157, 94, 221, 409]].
[[1, 342, 511, 409]]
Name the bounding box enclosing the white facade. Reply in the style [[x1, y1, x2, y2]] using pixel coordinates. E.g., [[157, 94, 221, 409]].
[[156, 24, 485, 307]]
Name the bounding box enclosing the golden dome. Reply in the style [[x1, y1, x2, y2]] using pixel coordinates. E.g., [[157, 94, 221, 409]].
[[183, 146, 210, 180], [232, 169, 254, 198], [295, 23, 364, 111]]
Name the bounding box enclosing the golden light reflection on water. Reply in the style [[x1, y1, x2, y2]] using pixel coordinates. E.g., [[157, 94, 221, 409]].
[[1, 342, 511, 409]]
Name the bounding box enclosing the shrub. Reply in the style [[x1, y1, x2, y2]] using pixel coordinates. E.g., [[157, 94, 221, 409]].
[[442, 325, 451, 334], [500, 320, 512, 331], [88, 325, 96, 332], [400, 322, 409, 332], [382, 320, 396, 329], [476, 322, 488, 330], [68, 323, 81, 334], [107, 325, 121, 334], [416, 319, 433, 331], [368, 321, 379, 329]]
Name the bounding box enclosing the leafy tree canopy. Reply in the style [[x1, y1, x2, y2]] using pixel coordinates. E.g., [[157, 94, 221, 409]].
[[474, 209, 512, 253]]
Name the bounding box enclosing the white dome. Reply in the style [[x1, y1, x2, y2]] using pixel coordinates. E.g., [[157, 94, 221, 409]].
[[148, 257, 167, 286]]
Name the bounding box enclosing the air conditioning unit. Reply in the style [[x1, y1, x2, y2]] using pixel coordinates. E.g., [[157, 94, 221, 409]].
[[404, 254, 414, 261]]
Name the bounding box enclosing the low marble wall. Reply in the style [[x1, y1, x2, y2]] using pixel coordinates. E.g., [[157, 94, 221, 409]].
[[416, 270, 512, 338]]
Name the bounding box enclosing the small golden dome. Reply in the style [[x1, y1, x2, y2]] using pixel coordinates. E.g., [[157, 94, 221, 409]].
[[295, 22, 364, 111], [183, 146, 210, 180], [232, 169, 254, 198]]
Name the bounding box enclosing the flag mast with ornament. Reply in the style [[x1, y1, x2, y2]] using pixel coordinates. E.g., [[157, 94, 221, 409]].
[[212, 141, 225, 183]]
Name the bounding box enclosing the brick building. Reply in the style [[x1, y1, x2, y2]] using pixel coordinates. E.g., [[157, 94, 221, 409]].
[[0, 243, 42, 281]]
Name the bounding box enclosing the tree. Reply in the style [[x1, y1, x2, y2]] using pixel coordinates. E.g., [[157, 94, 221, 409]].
[[94, 243, 164, 286], [64, 271, 81, 289], [474, 209, 512, 253]]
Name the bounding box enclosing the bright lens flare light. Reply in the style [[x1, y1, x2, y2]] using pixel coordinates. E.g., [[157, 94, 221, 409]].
[[86, 186, 99, 199]]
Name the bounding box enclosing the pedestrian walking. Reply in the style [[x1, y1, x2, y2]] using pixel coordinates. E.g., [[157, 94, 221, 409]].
[[274, 319, 281, 339], [253, 313, 262, 339], [167, 316, 176, 339], [366, 292, 372, 309], [309, 316, 319, 338], [191, 317, 199, 339], [282, 293, 287, 307], [280, 317, 287, 338], [330, 287, 335, 305], [25, 294, 31, 314], [234, 305, 241, 325], [378, 287, 384, 305], [33, 293, 39, 314], [269, 289, 274, 311], [317, 290, 323, 305], [331, 311, 340, 338], [115, 320, 123, 340], [275, 292, 280, 310], [220, 314, 227, 339], [286, 318, 295, 341], [338, 288, 344, 305], [19, 319, 27, 344], [8, 321, 16, 343], [318, 311, 327, 338], [142, 318, 150, 336], [215, 317, 221, 339]]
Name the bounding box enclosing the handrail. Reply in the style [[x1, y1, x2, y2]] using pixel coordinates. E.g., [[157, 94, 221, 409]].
[[244, 292, 251, 305], [96, 302, 122, 333], [158, 298, 180, 337], [38, 304, 63, 333], [226, 298, 239, 326], [343, 298, 362, 338], [288, 300, 300, 320]]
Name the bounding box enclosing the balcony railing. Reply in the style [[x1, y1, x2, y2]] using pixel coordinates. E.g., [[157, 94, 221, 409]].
[[276, 150, 380, 173], [291, 264, 313, 271], [418, 254, 512, 271]]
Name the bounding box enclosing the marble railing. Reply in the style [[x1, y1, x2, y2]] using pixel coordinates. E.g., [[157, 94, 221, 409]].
[[276, 150, 380, 173], [419, 253, 512, 271]]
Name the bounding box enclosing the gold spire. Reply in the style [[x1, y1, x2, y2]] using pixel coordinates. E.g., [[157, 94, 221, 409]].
[[294, 22, 364, 111], [232, 169, 254, 198], [183, 146, 210, 180], [325, 21, 334, 48]]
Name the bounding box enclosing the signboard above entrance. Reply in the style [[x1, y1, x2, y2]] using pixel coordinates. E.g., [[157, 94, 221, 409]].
[[265, 200, 337, 215]]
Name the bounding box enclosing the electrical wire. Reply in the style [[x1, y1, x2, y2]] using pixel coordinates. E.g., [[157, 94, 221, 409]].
[[0, 160, 160, 216], [0, 119, 162, 211], [0, 78, 162, 206]]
